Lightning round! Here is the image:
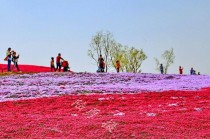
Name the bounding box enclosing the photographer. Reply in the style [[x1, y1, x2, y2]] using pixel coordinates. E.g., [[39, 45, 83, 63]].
[[12, 52, 20, 72]]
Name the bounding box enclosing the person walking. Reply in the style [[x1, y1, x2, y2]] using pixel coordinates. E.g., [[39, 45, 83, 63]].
[[160, 64, 164, 74], [116, 60, 121, 73], [50, 57, 56, 72], [179, 66, 183, 74], [56, 53, 64, 72]]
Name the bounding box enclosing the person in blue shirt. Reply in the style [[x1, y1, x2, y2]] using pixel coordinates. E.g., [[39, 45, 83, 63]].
[[7, 53, 12, 72], [190, 68, 194, 75]]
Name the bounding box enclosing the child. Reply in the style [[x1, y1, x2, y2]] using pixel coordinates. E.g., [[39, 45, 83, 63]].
[[179, 66, 183, 74], [116, 60, 121, 73], [50, 57, 56, 72]]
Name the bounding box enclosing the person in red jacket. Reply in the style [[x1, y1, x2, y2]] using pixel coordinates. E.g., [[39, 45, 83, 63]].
[[179, 66, 183, 74], [62, 60, 69, 72], [56, 53, 64, 72]]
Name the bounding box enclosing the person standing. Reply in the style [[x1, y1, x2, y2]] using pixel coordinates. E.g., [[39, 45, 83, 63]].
[[116, 60, 121, 73], [179, 66, 183, 74], [102, 59, 105, 72], [12, 52, 20, 72], [160, 64, 164, 74], [4, 47, 11, 61], [56, 53, 64, 72], [98, 54, 104, 72], [7, 53, 12, 72], [190, 68, 194, 75], [50, 57, 56, 72]]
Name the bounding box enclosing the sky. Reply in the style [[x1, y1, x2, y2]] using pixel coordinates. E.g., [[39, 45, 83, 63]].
[[0, 0, 210, 74]]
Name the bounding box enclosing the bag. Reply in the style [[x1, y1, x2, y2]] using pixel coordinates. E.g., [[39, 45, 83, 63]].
[[4, 56, 8, 61]]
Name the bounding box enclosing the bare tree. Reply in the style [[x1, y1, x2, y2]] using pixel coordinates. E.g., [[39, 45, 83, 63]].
[[88, 31, 116, 72], [89, 31, 147, 73], [102, 31, 116, 72], [88, 31, 103, 65]]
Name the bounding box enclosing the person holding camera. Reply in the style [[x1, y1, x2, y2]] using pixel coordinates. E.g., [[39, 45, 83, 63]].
[[12, 52, 20, 72]]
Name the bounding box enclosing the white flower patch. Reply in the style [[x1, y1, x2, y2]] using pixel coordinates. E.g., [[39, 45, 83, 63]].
[[171, 97, 178, 99], [194, 108, 202, 112], [71, 114, 78, 117], [146, 113, 156, 117], [179, 108, 187, 111], [168, 103, 178, 107], [98, 98, 106, 101], [98, 97, 114, 101], [113, 112, 125, 116]]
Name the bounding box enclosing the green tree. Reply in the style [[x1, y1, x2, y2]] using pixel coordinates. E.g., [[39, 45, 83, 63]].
[[111, 46, 147, 73], [155, 48, 175, 74], [88, 31, 147, 73], [124, 47, 147, 73]]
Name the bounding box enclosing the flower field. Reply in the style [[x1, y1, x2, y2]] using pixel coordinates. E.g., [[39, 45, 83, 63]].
[[0, 64, 50, 73], [0, 72, 210, 138]]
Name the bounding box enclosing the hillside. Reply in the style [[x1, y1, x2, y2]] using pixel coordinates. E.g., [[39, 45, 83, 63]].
[[0, 64, 50, 73], [0, 72, 210, 138]]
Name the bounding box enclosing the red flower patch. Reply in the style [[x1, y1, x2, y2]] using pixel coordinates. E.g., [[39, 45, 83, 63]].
[[0, 89, 210, 138]]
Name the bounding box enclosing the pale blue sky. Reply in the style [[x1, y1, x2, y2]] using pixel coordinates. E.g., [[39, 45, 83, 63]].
[[0, 0, 210, 74]]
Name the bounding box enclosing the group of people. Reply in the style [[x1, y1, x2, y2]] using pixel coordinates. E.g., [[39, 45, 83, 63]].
[[3, 47, 20, 72], [190, 67, 200, 75], [97, 54, 121, 73], [50, 53, 70, 72], [160, 64, 200, 75], [2, 48, 70, 73], [97, 55, 201, 75], [97, 55, 105, 72], [1, 49, 201, 74]]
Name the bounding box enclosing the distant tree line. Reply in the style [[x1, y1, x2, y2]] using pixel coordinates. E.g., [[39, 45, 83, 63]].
[[88, 31, 175, 73]]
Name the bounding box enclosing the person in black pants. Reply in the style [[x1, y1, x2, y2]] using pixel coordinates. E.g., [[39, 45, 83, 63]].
[[12, 52, 20, 72], [56, 53, 64, 72]]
